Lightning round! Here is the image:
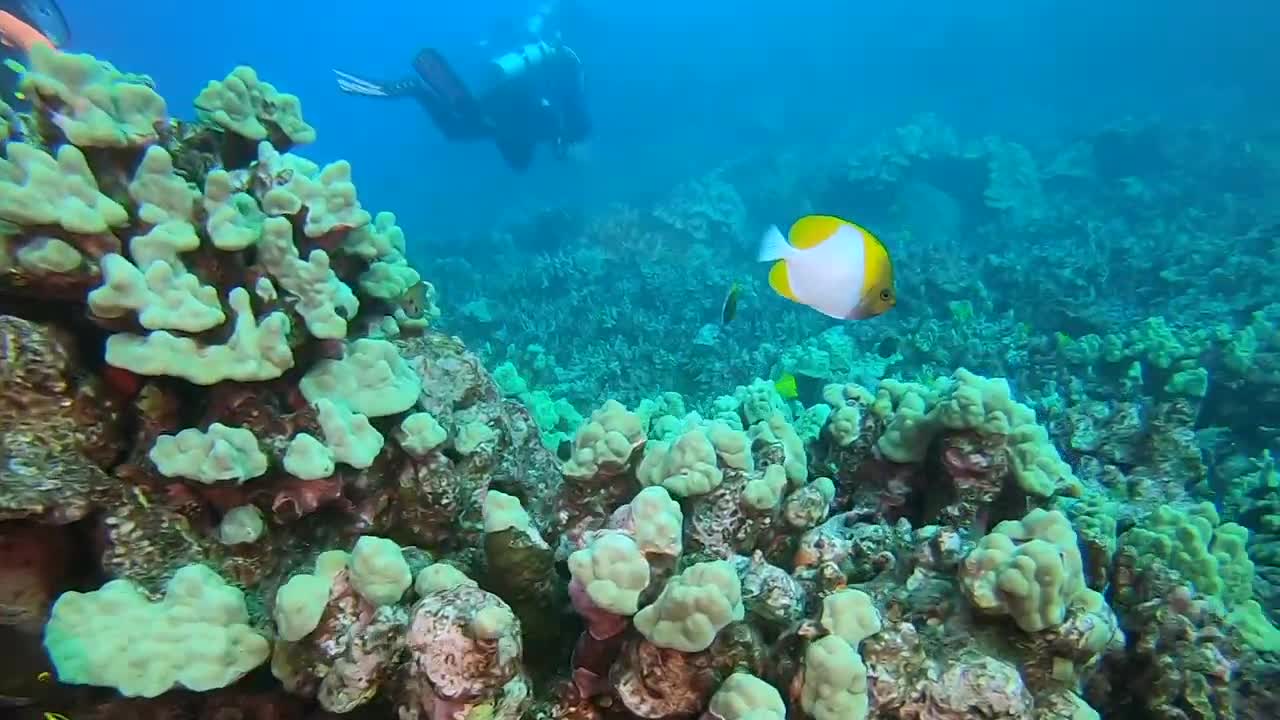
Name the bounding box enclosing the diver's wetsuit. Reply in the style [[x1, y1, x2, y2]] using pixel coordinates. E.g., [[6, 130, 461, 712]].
[[334, 42, 589, 172], [473, 43, 589, 169], [332, 39, 586, 171]]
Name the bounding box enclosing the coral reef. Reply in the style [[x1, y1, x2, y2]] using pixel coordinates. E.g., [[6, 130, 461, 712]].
[[1, 45, 1278, 720]]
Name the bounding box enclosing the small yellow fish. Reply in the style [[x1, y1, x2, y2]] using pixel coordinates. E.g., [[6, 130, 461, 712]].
[[45, 713, 71, 720], [758, 215, 895, 320], [36, 671, 51, 683], [131, 485, 152, 509], [774, 373, 798, 400], [2, 57, 24, 103]]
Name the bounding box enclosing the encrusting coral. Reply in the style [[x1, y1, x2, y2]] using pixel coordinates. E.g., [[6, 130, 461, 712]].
[[0, 45, 1277, 720]]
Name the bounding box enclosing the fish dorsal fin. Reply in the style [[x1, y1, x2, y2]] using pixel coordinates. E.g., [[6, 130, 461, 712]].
[[788, 215, 846, 249], [768, 261, 798, 301]]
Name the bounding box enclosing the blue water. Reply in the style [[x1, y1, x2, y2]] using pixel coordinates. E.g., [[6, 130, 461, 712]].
[[62, 0, 1277, 246]]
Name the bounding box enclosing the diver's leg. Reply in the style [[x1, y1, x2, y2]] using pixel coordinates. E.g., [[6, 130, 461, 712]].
[[411, 91, 467, 140], [494, 134, 536, 172], [410, 49, 494, 140], [412, 50, 467, 103]]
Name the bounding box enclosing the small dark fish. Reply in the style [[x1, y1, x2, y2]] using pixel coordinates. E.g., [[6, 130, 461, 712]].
[[721, 282, 740, 325], [1208, 462, 1226, 514], [399, 281, 428, 319], [1, 0, 69, 47], [875, 336, 899, 358]]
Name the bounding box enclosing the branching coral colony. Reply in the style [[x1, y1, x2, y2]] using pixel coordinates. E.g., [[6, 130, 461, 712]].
[[1, 45, 1277, 720]]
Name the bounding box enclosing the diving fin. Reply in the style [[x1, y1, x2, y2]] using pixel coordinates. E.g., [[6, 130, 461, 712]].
[[412, 48, 488, 140]]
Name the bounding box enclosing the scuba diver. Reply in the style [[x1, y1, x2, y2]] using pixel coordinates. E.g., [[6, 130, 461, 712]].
[[0, 0, 70, 107], [333, 2, 590, 172]]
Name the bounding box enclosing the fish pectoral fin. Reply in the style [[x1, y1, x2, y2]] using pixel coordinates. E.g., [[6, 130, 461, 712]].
[[768, 261, 799, 301], [788, 215, 846, 249]]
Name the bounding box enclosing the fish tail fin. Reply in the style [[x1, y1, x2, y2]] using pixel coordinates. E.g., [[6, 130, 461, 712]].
[[757, 225, 792, 262]]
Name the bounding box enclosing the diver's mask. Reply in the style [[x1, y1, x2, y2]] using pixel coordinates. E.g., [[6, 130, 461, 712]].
[[490, 41, 554, 82]]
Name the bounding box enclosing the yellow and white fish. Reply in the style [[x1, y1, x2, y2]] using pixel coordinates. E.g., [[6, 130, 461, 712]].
[[757, 214, 896, 320]]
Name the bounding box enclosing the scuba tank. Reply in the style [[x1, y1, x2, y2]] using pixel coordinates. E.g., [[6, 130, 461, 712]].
[[489, 40, 555, 83]]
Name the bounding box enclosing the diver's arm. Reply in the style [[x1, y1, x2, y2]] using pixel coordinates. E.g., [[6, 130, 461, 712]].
[[559, 45, 586, 99], [547, 45, 590, 150]]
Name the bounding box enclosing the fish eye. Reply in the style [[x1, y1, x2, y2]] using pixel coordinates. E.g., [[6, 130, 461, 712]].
[[879, 289, 892, 301]]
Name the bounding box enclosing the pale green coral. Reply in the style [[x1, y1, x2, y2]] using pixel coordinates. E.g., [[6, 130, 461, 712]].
[[873, 368, 1079, 498], [0, 142, 128, 233], [46, 564, 268, 697], [15, 237, 83, 274], [1227, 451, 1279, 566], [202, 170, 264, 251], [493, 362, 529, 397], [1222, 304, 1280, 386], [104, 287, 294, 385], [257, 216, 358, 340], [257, 142, 370, 238], [960, 509, 1088, 632], [799, 635, 869, 720], [194, 65, 316, 144], [633, 560, 744, 652], [638, 423, 725, 497], [1120, 502, 1254, 606], [1165, 366, 1209, 397], [491, 362, 585, 450], [562, 399, 645, 480], [637, 413, 752, 497], [396, 412, 447, 457], [20, 44, 167, 148], [299, 338, 419, 417], [748, 413, 807, 486], [88, 254, 224, 333], [1061, 316, 1217, 372], [1227, 600, 1280, 652], [149, 423, 268, 484], [796, 403, 833, 445], [734, 378, 791, 425], [707, 672, 786, 720]]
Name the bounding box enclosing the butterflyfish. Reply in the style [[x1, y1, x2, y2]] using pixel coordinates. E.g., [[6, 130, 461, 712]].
[[757, 214, 895, 320], [721, 282, 740, 324]]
